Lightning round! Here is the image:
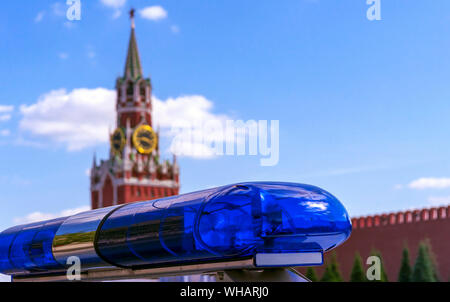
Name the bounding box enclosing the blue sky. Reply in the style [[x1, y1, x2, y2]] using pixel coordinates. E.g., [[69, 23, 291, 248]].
[[2, 0, 450, 234]]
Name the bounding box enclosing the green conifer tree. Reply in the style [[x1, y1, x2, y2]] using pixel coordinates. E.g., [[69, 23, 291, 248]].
[[306, 267, 318, 282], [320, 265, 334, 282], [350, 252, 366, 282], [425, 240, 440, 282], [412, 242, 437, 282], [320, 253, 343, 282], [320, 265, 333, 282], [397, 247, 412, 282], [368, 250, 388, 282]]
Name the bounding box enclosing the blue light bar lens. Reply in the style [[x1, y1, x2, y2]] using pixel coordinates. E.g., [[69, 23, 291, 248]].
[[0, 218, 66, 274], [96, 190, 217, 267], [97, 183, 351, 268], [197, 183, 351, 255], [0, 226, 22, 273], [0, 182, 352, 275]]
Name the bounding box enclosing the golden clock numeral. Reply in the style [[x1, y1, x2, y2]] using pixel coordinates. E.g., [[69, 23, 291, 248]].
[[139, 137, 152, 145]]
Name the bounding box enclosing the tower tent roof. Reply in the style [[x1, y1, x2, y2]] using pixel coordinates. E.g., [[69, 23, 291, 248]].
[[124, 9, 143, 81]]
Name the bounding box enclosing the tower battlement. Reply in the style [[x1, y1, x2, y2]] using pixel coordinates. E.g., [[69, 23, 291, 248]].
[[298, 204, 450, 280], [351, 206, 450, 229]]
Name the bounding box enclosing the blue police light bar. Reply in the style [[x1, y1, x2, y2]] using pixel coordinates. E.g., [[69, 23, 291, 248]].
[[0, 182, 352, 278]]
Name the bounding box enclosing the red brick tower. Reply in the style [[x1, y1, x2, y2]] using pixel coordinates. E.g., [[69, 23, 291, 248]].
[[90, 10, 180, 209]]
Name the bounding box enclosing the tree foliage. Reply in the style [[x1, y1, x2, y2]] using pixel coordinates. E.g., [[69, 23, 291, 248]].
[[320, 253, 343, 282], [412, 241, 437, 282], [425, 241, 440, 282], [305, 267, 318, 282], [368, 250, 388, 282], [350, 252, 366, 282], [397, 246, 412, 282]]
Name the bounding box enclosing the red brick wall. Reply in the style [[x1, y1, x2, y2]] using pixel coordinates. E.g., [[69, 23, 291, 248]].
[[116, 185, 179, 204], [91, 191, 98, 210], [102, 176, 114, 207], [300, 206, 450, 281]]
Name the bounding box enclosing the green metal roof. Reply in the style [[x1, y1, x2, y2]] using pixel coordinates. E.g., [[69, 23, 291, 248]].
[[124, 28, 143, 81]]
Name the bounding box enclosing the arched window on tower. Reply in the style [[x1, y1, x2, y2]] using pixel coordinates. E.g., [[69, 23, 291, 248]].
[[140, 82, 147, 99], [127, 81, 134, 98]]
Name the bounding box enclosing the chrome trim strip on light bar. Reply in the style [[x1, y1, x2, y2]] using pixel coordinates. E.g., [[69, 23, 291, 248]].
[[255, 252, 323, 267], [12, 258, 256, 282]]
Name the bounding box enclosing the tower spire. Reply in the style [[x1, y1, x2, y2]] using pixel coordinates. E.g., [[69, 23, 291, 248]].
[[130, 8, 135, 29], [92, 152, 97, 169], [124, 8, 143, 81]]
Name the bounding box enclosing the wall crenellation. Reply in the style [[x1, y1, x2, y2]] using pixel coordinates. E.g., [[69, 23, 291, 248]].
[[351, 206, 450, 229]]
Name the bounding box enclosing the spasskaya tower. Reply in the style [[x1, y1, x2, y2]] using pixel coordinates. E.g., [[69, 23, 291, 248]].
[[90, 9, 180, 209]]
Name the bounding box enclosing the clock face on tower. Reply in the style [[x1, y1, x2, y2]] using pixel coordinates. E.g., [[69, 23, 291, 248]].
[[133, 125, 157, 154], [111, 128, 126, 155]]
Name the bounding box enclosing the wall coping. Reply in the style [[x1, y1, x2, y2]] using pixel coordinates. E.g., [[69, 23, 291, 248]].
[[351, 205, 450, 229]]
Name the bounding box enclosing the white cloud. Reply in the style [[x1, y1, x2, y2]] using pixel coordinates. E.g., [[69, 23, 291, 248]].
[[52, 2, 66, 17], [408, 177, 450, 190], [19, 88, 116, 151], [18, 88, 229, 157], [0, 105, 14, 113], [100, 0, 126, 18], [87, 51, 96, 59], [13, 205, 90, 224], [139, 6, 168, 21], [100, 0, 127, 9], [0, 114, 11, 122], [428, 196, 450, 206], [153, 95, 232, 158], [171, 25, 180, 34], [13, 137, 46, 148], [86, 45, 97, 60], [63, 21, 76, 29], [0, 175, 31, 186], [58, 52, 69, 60], [153, 95, 228, 128], [0, 129, 10, 137], [35, 11, 45, 23], [112, 10, 122, 19]]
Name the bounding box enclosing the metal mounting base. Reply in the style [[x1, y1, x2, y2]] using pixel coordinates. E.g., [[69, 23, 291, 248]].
[[218, 268, 309, 282], [12, 258, 310, 282]]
